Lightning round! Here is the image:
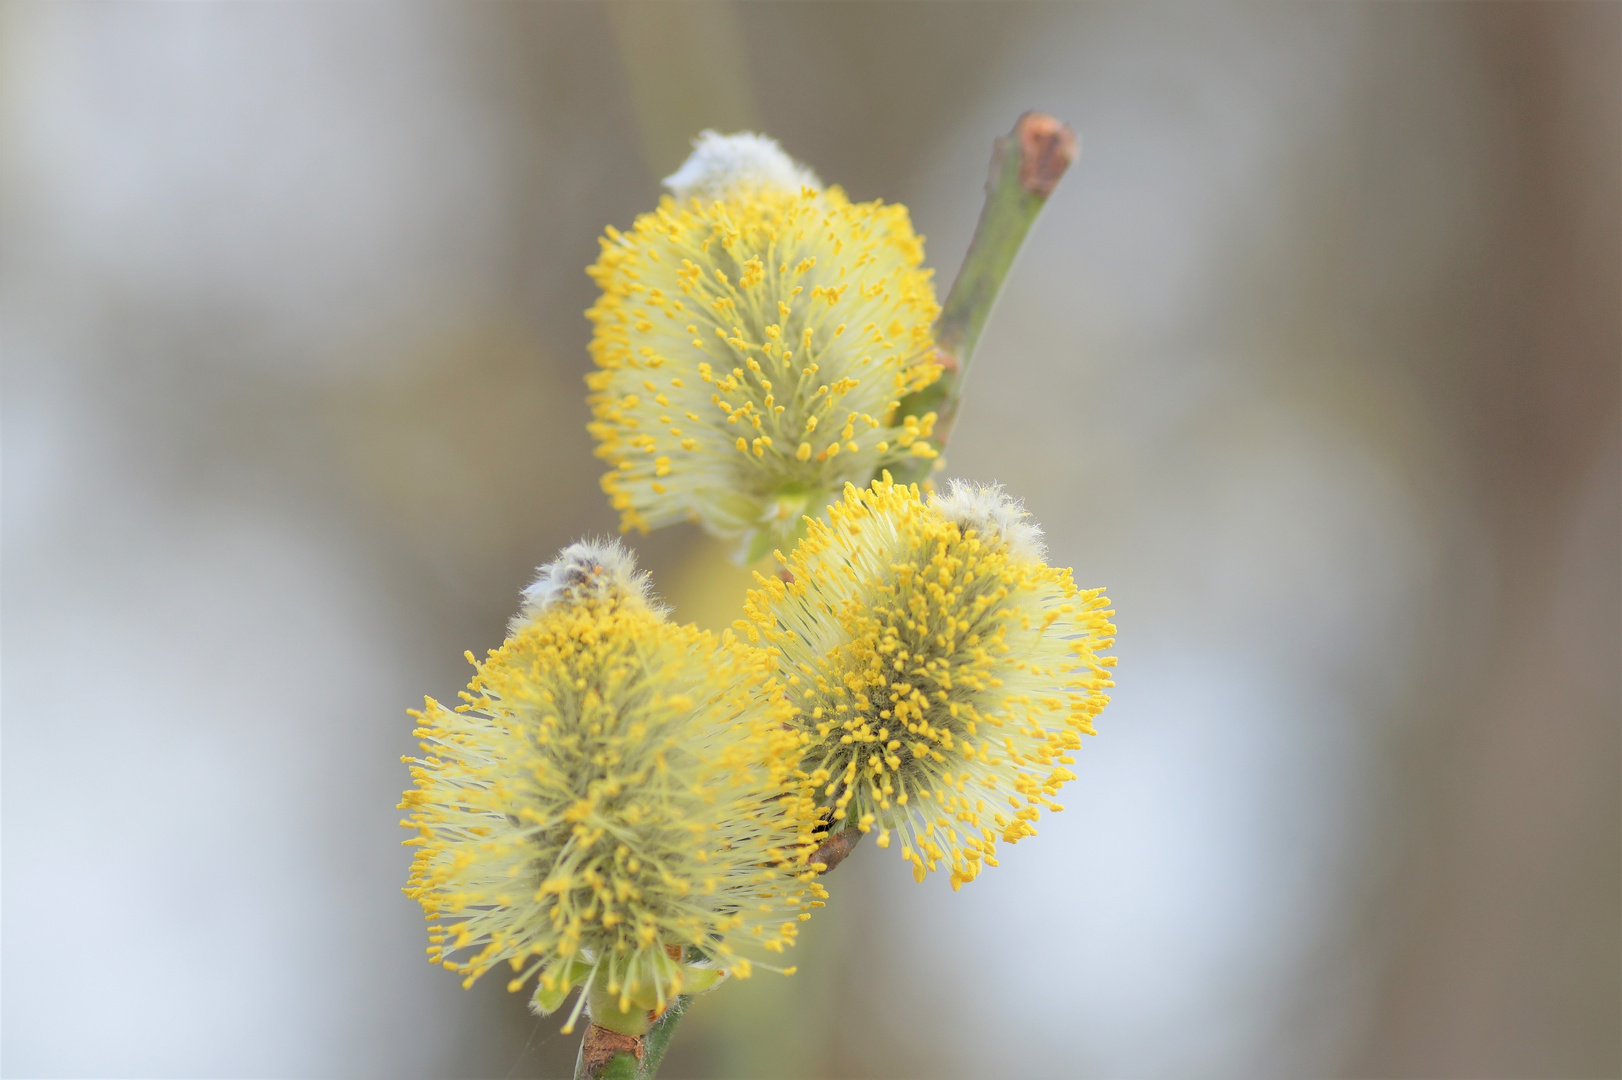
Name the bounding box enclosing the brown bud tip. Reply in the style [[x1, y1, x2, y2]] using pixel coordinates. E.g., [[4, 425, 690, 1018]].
[[935, 348, 960, 374], [776, 566, 795, 584], [1015, 112, 1077, 199], [810, 828, 863, 874], [582, 1024, 644, 1073]]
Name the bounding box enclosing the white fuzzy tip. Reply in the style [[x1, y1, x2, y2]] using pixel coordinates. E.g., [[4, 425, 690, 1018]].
[[510, 540, 665, 633], [928, 480, 1047, 563], [662, 131, 822, 204]]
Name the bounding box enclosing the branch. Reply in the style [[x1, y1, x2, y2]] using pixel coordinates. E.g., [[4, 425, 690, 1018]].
[[635, 997, 688, 1079], [575, 1023, 642, 1080], [809, 827, 862, 873], [886, 111, 1077, 486], [574, 1002, 684, 1080]]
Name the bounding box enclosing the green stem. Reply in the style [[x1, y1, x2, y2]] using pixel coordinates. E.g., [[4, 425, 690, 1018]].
[[886, 111, 1077, 486], [570, 995, 691, 1079], [573, 1024, 641, 1080], [636, 997, 690, 1079]]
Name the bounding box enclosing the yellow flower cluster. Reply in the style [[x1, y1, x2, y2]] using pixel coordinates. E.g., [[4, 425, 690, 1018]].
[[741, 478, 1117, 890], [400, 543, 822, 1030], [586, 139, 942, 560], [402, 134, 1115, 1044]]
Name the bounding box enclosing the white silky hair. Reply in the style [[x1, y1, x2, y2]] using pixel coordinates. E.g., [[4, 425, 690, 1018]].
[[661, 131, 822, 204], [509, 539, 666, 633], [928, 479, 1048, 563]]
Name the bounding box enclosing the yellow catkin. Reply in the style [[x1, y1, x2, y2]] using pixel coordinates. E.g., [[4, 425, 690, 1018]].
[[586, 176, 942, 550], [743, 478, 1117, 891], [400, 543, 821, 1021]]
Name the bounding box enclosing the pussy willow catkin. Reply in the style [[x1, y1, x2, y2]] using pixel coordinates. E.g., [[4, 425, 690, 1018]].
[[401, 542, 822, 1031], [586, 132, 944, 560], [743, 478, 1116, 890]]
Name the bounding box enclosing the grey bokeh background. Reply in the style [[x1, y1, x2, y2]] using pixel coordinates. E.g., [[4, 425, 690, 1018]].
[[3, 3, 1617, 1077]]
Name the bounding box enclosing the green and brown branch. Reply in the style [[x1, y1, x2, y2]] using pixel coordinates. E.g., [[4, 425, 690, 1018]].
[[574, 994, 689, 1080], [886, 111, 1077, 487]]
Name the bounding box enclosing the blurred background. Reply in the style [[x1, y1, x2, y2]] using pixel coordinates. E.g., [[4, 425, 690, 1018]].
[[3, 3, 1617, 1077]]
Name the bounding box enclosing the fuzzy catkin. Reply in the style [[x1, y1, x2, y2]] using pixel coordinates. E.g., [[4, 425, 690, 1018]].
[[743, 479, 1117, 890], [401, 542, 822, 1025], [586, 132, 943, 558]]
